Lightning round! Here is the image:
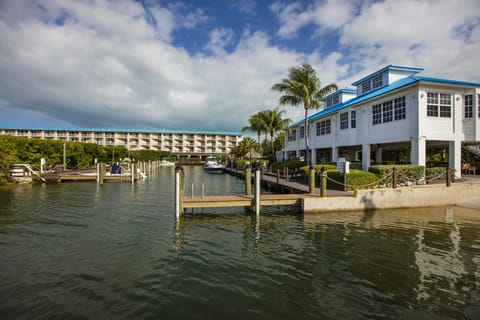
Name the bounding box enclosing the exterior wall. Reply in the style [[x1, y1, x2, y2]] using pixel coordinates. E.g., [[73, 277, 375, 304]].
[[0, 128, 241, 156]]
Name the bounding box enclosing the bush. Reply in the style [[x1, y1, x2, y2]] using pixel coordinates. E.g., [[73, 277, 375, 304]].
[[369, 164, 425, 185], [425, 167, 455, 183], [328, 169, 380, 191], [271, 159, 306, 172]]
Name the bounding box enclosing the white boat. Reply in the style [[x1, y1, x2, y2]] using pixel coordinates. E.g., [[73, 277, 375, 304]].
[[159, 160, 175, 167], [203, 157, 225, 173]]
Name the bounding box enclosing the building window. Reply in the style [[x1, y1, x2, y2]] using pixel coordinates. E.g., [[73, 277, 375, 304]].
[[372, 96, 406, 125], [373, 104, 382, 125], [316, 119, 331, 136], [427, 92, 451, 118], [382, 101, 393, 122], [478, 94, 480, 118], [325, 98, 332, 108], [299, 126, 305, 139], [340, 112, 349, 129], [333, 95, 339, 105], [439, 93, 451, 117], [362, 81, 371, 93], [394, 96, 406, 120], [465, 95, 473, 118], [288, 129, 296, 141], [351, 110, 356, 128], [372, 75, 383, 89]]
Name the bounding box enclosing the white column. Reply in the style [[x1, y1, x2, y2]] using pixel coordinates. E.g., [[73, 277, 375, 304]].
[[362, 144, 371, 171], [332, 146, 339, 163], [449, 140, 462, 179], [411, 137, 426, 166]]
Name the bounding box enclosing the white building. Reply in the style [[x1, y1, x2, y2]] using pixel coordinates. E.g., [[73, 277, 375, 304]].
[[284, 65, 480, 178], [0, 127, 242, 159]]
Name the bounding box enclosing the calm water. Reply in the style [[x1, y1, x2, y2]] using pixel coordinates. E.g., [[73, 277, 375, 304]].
[[0, 166, 479, 319]]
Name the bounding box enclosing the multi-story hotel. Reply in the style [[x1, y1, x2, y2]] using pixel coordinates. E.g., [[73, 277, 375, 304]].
[[283, 65, 480, 178], [0, 127, 243, 158]]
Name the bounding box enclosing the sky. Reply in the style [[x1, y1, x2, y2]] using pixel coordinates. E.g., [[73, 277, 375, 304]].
[[0, 0, 479, 133]]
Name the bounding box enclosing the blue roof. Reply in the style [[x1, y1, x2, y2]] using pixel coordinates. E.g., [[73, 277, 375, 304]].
[[321, 87, 356, 101], [291, 74, 480, 127], [351, 65, 423, 86], [0, 126, 242, 136]]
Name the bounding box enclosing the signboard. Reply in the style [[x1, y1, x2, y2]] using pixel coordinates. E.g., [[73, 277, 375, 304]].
[[337, 157, 350, 174]]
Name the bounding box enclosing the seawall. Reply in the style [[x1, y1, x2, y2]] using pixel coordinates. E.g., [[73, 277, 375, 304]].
[[303, 183, 480, 213]]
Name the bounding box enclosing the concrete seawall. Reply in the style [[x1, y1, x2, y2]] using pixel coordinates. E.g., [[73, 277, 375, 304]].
[[303, 183, 480, 213]]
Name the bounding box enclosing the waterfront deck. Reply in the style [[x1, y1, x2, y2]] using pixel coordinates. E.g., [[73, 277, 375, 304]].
[[45, 171, 138, 182], [182, 194, 320, 209]]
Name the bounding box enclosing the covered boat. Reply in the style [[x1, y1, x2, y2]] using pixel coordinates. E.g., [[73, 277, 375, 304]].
[[203, 157, 225, 173]]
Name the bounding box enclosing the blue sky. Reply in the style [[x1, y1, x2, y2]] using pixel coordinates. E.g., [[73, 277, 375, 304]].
[[0, 0, 479, 132]]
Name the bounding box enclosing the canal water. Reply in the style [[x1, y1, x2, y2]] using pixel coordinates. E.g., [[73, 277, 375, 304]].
[[0, 166, 479, 319]]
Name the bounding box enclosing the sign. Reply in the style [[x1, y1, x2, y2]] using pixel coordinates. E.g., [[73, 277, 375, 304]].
[[337, 157, 350, 174]]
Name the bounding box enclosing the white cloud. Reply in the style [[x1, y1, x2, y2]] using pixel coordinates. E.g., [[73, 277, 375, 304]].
[[0, 0, 478, 134]]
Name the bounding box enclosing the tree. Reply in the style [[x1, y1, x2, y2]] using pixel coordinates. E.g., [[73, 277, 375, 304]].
[[237, 137, 261, 165], [261, 108, 291, 162], [242, 112, 267, 143], [272, 63, 338, 165]]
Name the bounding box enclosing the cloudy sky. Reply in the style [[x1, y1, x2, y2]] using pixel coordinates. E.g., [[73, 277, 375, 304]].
[[0, 0, 479, 133]]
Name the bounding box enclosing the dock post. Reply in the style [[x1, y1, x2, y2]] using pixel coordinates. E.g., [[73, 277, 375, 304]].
[[320, 167, 327, 197], [131, 162, 136, 184], [254, 167, 261, 216], [245, 167, 252, 196], [175, 164, 184, 220], [97, 163, 105, 185], [276, 169, 280, 193], [309, 167, 316, 194]]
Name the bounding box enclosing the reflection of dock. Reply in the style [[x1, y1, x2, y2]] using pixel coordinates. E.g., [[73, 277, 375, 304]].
[[182, 194, 319, 209]]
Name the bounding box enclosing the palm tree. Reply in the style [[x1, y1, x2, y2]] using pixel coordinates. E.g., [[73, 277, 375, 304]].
[[272, 63, 338, 165], [261, 108, 291, 161], [238, 137, 260, 166], [242, 112, 266, 143]]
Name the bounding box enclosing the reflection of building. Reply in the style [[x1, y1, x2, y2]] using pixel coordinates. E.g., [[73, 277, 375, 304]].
[[0, 127, 242, 158], [284, 65, 480, 178]]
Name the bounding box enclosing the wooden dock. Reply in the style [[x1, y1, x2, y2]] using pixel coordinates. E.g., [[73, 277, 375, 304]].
[[45, 172, 138, 183], [182, 194, 320, 209]]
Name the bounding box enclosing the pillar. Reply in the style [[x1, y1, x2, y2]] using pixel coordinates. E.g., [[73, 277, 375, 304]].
[[449, 140, 461, 179], [362, 144, 371, 171]]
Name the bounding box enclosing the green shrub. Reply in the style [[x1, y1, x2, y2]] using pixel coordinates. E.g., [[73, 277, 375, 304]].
[[425, 167, 455, 182], [369, 164, 425, 185], [328, 169, 380, 191], [271, 159, 306, 172]]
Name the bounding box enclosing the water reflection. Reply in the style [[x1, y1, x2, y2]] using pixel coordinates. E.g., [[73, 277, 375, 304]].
[[1, 168, 479, 319]]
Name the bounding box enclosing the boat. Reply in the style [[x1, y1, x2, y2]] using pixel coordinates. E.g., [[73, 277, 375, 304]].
[[203, 157, 225, 173], [159, 160, 175, 167]]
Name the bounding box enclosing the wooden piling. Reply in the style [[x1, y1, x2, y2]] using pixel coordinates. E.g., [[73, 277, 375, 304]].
[[309, 167, 316, 194], [320, 167, 327, 197], [245, 167, 252, 196]]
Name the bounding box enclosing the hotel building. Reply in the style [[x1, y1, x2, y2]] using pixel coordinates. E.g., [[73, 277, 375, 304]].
[[283, 65, 480, 178], [0, 127, 243, 158]]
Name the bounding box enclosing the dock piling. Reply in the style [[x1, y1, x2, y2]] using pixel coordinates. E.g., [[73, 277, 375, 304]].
[[254, 168, 261, 215], [175, 164, 184, 220], [245, 167, 252, 196]]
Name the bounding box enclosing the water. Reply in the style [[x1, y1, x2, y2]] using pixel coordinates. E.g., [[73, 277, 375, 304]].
[[0, 166, 479, 319]]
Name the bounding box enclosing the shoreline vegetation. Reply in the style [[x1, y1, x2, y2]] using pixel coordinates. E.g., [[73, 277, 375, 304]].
[[0, 135, 171, 186]]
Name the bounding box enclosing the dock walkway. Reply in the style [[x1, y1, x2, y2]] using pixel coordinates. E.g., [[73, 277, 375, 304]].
[[182, 194, 320, 209]]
